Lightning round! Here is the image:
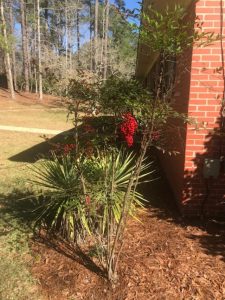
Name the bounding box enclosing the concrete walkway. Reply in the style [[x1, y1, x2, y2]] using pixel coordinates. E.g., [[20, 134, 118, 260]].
[[0, 125, 63, 135]]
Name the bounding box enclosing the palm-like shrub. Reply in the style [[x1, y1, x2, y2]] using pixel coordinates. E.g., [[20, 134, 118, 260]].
[[32, 150, 153, 243], [84, 150, 153, 234], [32, 154, 89, 241]]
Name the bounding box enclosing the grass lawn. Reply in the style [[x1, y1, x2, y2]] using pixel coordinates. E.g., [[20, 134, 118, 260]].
[[0, 92, 73, 300], [0, 99, 73, 131], [1, 131, 42, 189]]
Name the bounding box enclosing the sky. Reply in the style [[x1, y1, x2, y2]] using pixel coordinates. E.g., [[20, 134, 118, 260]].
[[14, 0, 141, 50], [124, 0, 141, 11]]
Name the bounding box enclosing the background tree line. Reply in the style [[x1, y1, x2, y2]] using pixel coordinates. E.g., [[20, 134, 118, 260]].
[[0, 0, 138, 99]]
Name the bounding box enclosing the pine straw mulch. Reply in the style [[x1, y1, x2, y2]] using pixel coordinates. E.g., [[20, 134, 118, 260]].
[[30, 206, 225, 300]]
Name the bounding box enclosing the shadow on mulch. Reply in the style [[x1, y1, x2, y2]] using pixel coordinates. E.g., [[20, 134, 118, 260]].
[[34, 233, 106, 279], [142, 167, 225, 263]]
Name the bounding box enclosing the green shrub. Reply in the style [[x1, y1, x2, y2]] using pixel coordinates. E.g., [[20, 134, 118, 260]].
[[31, 150, 153, 242], [99, 75, 151, 115]]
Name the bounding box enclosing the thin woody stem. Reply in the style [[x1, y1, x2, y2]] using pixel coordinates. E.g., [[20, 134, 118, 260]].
[[108, 51, 166, 280]]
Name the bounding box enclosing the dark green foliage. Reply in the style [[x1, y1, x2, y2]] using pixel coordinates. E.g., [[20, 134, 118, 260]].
[[141, 4, 219, 55], [66, 77, 98, 102], [32, 154, 90, 239], [99, 75, 151, 115]]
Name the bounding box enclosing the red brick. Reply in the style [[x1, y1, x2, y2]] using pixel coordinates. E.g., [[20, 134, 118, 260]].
[[184, 162, 195, 169], [206, 111, 221, 117], [194, 48, 211, 54], [191, 74, 209, 80], [202, 55, 221, 61], [145, 0, 225, 217], [204, 15, 221, 21], [211, 49, 223, 54], [186, 132, 208, 139], [192, 61, 210, 68], [196, 7, 221, 13], [197, 105, 217, 111], [200, 21, 214, 28], [189, 93, 199, 98], [186, 149, 195, 155], [191, 99, 209, 105], [189, 112, 206, 117], [186, 145, 206, 151], [197, 94, 215, 99], [190, 86, 214, 93], [210, 62, 223, 67]]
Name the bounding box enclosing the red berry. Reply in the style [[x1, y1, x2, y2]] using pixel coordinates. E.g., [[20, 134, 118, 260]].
[[119, 113, 138, 147]]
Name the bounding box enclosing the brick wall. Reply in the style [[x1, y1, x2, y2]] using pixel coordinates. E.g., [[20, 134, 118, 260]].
[[158, 47, 193, 210], [182, 0, 225, 216], [141, 0, 225, 216]]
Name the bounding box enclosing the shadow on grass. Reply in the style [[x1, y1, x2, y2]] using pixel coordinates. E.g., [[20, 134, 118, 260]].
[[9, 129, 74, 163], [0, 189, 41, 232], [9, 116, 118, 163], [0, 189, 106, 279]]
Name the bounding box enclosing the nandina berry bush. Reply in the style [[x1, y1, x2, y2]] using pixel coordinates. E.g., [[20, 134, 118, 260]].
[[33, 73, 185, 282], [120, 113, 138, 147], [32, 4, 219, 283]]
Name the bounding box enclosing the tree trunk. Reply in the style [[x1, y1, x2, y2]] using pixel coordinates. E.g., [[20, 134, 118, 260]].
[[9, 0, 17, 90], [94, 0, 98, 72], [37, 0, 43, 100], [100, 3, 105, 72], [25, 11, 32, 91], [0, 0, 15, 99], [20, 0, 30, 92], [33, 0, 38, 94], [89, 0, 93, 72], [76, 0, 81, 67], [65, 0, 68, 73], [103, 0, 109, 80], [44, 0, 48, 44], [68, 24, 72, 71]]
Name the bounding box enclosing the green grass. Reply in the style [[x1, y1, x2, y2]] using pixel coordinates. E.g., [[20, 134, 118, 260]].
[[0, 102, 73, 130], [0, 131, 44, 191], [0, 141, 43, 299], [0, 192, 42, 300], [0, 102, 72, 300]]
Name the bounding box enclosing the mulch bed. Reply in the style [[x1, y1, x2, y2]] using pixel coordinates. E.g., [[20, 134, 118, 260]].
[[30, 207, 225, 300]]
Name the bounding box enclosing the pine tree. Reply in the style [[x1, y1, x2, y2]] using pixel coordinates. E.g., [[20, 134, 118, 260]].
[[37, 0, 43, 100], [20, 0, 30, 92], [0, 0, 15, 99]]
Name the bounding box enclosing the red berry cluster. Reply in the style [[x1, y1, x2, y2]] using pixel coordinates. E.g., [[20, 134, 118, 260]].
[[151, 130, 160, 142], [63, 143, 76, 155], [85, 195, 91, 205], [120, 113, 138, 147], [53, 143, 76, 155]]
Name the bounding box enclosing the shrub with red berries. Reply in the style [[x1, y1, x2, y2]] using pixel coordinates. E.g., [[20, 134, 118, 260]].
[[63, 143, 76, 155], [151, 130, 160, 142], [52, 143, 76, 156], [120, 113, 138, 147]]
